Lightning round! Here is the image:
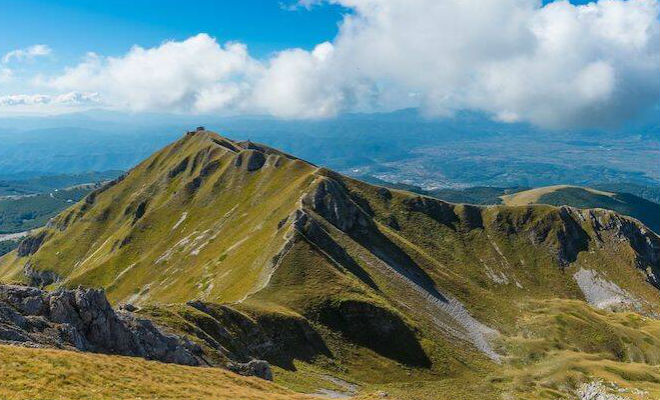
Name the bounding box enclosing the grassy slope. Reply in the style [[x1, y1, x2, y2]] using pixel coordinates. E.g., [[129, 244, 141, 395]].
[[501, 185, 660, 233], [0, 344, 312, 400], [1, 131, 659, 399], [1, 299, 657, 400], [0, 132, 320, 304], [358, 298, 660, 399], [501, 185, 615, 206]]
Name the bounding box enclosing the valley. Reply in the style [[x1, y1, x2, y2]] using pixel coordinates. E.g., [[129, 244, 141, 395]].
[[0, 130, 658, 399], [1, 1, 658, 398]]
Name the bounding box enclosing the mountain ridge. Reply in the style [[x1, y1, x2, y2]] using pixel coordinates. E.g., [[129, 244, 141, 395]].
[[501, 184, 660, 234], [1, 129, 659, 399]]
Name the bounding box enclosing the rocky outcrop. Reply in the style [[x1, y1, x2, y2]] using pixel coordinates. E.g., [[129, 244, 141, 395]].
[[246, 151, 266, 171], [230, 149, 268, 172], [555, 207, 590, 266], [303, 178, 369, 232], [168, 156, 190, 179], [403, 196, 459, 228], [16, 231, 48, 257], [577, 380, 644, 400], [491, 206, 590, 266], [178, 300, 329, 371], [23, 264, 60, 287], [585, 209, 660, 288], [0, 285, 202, 366], [228, 359, 273, 381]]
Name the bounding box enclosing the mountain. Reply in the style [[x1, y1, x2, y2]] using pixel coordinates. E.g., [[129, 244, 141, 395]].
[[501, 185, 660, 234], [363, 179, 660, 234], [1, 130, 659, 399], [1, 109, 658, 188]]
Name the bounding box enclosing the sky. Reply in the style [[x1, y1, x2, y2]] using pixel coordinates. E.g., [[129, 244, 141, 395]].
[[0, 0, 658, 129]]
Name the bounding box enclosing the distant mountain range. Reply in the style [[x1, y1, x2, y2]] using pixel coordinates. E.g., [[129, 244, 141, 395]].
[[1, 130, 658, 399], [361, 177, 660, 234], [0, 109, 657, 188], [501, 185, 660, 234]]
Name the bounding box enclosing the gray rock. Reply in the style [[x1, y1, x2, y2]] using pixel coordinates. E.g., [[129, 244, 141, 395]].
[[303, 178, 368, 232], [23, 264, 60, 288], [119, 303, 137, 312], [0, 284, 202, 366], [16, 231, 48, 257], [228, 359, 273, 381]]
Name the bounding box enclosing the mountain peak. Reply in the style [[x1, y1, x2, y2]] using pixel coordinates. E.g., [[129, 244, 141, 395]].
[[1, 130, 659, 397]]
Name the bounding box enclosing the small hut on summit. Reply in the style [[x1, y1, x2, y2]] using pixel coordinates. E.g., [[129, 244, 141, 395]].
[[186, 126, 206, 136]]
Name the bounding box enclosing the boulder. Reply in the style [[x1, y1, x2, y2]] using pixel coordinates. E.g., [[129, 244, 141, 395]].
[[228, 359, 273, 381]]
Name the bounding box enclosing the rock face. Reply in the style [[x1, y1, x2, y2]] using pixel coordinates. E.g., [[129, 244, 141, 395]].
[[228, 359, 273, 381], [0, 285, 202, 366], [179, 300, 327, 374], [16, 231, 48, 257], [246, 150, 266, 171], [23, 264, 60, 287], [303, 177, 368, 232], [573, 268, 638, 311]]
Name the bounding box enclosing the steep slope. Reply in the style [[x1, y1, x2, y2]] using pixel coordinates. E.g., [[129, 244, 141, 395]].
[[0, 344, 312, 400], [502, 185, 660, 233], [1, 131, 318, 304], [1, 130, 659, 399]]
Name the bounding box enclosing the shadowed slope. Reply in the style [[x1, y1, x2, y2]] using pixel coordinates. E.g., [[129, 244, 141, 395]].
[[1, 130, 659, 396]]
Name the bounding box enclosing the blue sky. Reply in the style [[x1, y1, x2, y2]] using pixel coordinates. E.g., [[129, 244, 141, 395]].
[[0, 0, 346, 61], [0, 0, 657, 129], [0, 0, 592, 61]]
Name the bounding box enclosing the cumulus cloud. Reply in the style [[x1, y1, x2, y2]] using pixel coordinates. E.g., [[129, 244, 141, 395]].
[[10, 0, 660, 128], [318, 0, 660, 128], [48, 35, 258, 113], [2, 44, 52, 64]]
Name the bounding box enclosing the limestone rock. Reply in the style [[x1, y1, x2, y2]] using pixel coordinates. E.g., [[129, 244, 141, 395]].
[[228, 359, 273, 381], [17, 231, 48, 257], [0, 285, 201, 366]]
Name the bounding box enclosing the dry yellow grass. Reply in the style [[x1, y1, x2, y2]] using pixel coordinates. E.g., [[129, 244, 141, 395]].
[[0, 344, 315, 400], [500, 184, 615, 206]]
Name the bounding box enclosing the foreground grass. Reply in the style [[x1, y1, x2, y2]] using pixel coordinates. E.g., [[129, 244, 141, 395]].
[[0, 345, 313, 400]]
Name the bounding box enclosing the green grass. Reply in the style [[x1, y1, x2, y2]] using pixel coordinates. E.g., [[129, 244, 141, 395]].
[[1, 130, 659, 399], [502, 185, 660, 233]]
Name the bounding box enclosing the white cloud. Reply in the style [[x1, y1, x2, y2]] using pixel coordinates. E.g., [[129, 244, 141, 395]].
[[252, 42, 346, 118], [6, 0, 660, 128], [49, 35, 258, 113], [0, 92, 99, 106], [0, 67, 12, 83], [2, 44, 52, 64], [318, 0, 660, 128], [0, 91, 100, 116]]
